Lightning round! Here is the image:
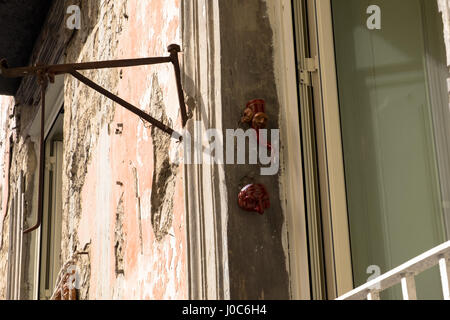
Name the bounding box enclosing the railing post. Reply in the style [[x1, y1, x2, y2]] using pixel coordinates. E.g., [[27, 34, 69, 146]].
[[367, 289, 380, 300], [439, 256, 450, 300], [336, 242, 450, 300], [401, 274, 417, 300]]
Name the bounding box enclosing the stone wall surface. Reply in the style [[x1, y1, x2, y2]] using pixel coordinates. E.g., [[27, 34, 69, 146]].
[[62, 0, 186, 299], [0, 93, 40, 300], [0, 0, 186, 300], [0, 96, 14, 299]]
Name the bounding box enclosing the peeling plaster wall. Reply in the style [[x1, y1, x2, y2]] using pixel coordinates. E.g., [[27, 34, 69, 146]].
[[0, 1, 69, 299], [0, 96, 14, 299], [2, 0, 450, 302], [0, 0, 186, 301], [63, 0, 187, 299]]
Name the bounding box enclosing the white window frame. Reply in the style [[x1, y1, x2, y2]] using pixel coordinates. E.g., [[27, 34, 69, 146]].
[[292, 0, 354, 299], [27, 74, 64, 300], [38, 138, 63, 300], [267, 0, 311, 300]]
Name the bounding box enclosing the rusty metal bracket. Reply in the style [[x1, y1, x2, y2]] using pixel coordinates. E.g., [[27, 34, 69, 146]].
[[0, 44, 186, 234], [0, 43, 187, 135]]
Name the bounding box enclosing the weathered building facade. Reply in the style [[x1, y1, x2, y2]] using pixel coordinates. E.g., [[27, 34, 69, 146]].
[[1, 0, 450, 300], [0, 0, 291, 300], [0, 0, 189, 300]]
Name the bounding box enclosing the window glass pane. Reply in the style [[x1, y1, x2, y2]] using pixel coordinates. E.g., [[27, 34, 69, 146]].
[[332, 0, 449, 299]]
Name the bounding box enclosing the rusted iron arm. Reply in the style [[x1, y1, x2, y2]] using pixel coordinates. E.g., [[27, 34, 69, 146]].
[[0, 57, 171, 78], [168, 44, 188, 127], [0, 44, 186, 135], [1, 44, 187, 235], [70, 70, 180, 139]]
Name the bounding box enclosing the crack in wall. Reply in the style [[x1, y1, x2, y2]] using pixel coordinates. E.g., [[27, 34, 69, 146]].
[[148, 74, 178, 242], [114, 192, 124, 275], [77, 242, 91, 300]]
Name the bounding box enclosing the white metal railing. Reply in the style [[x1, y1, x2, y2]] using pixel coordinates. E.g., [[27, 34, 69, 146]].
[[336, 241, 450, 300]]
